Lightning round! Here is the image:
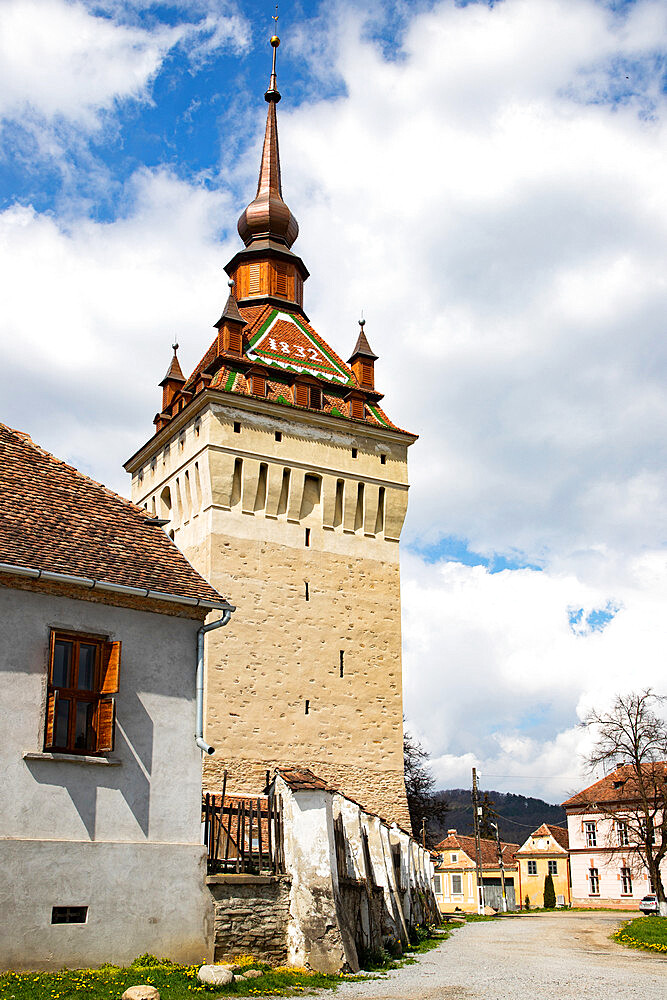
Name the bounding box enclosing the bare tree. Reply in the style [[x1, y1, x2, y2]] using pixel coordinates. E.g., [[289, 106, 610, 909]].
[[403, 727, 449, 845], [583, 689, 667, 915]]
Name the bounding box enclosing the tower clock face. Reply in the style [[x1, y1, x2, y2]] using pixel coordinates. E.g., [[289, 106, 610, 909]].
[[246, 310, 351, 385]]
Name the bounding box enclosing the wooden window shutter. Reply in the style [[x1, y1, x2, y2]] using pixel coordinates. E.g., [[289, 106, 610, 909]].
[[294, 383, 308, 407], [96, 697, 116, 753], [252, 374, 266, 397], [44, 691, 57, 750], [350, 397, 365, 420], [360, 361, 373, 387], [309, 385, 322, 410], [227, 328, 242, 355], [100, 641, 121, 694], [274, 262, 288, 298], [248, 263, 261, 295]]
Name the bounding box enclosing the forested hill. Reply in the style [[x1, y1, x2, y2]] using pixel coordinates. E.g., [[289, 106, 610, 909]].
[[431, 788, 567, 845]]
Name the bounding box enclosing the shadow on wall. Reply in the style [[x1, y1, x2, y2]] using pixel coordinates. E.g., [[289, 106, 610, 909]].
[[24, 691, 154, 838]]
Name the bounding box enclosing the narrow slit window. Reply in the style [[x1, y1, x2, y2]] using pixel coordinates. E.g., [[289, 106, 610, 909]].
[[339, 650, 344, 678], [275, 431, 282, 442], [305, 582, 310, 601], [233, 421, 241, 434], [351, 448, 358, 459], [305, 699, 310, 715], [52, 906, 88, 924], [380, 453, 387, 465], [305, 527, 311, 547]]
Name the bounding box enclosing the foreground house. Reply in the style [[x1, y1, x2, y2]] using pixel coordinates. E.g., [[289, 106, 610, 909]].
[[516, 824, 571, 907], [432, 829, 520, 912], [0, 423, 233, 970], [563, 764, 667, 909]]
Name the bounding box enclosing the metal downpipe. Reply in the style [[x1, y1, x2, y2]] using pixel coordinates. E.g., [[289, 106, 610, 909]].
[[196, 608, 233, 754]]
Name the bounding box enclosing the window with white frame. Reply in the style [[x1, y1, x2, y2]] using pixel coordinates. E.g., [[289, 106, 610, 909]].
[[433, 875, 442, 895], [451, 853, 458, 862], [616, 821, 629, 847], [451, 873, 463, 895], [585, 822, 597, 847], [527, 860, 537, 875], [621, 867, 633, 895], [548, 860, 558, 876], [589, 867, 600, 895]]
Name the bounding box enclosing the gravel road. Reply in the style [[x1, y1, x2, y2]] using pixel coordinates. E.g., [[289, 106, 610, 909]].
[[335, 912, 666, 1000]]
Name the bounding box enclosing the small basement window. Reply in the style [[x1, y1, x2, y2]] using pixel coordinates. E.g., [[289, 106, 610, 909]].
[[52, 906, 88, 924]]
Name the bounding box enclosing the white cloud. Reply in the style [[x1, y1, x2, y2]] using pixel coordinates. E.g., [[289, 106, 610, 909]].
[[401, 550, 667, 801], [0, 0, 249, 137], [0, 1, 179, 128], [281, 0, 667, 562], [0, 168, 237, 488]]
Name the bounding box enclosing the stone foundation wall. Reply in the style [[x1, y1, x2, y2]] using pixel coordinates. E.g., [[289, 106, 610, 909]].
[[207, 875, 292, 964], [570, 897, 640, 910]]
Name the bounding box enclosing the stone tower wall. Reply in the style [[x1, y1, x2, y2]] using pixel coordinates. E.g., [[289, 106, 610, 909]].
[[130, 396, 412, 829]]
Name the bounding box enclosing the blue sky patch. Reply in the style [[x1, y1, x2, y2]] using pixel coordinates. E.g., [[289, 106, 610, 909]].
[[568, 601, 621, 636], [407, 535, 543, 573]]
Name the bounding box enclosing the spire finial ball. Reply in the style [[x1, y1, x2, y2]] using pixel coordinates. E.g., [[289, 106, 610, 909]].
[[359, 318, 365, 328], [172, 341, 179, 353], [228, 279, 234, 289], [271, 35, 280, 47]]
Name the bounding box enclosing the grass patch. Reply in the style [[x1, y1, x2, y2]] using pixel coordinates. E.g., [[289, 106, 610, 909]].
[[0, 956, 353, 1000], [613, 916, 667, 954]]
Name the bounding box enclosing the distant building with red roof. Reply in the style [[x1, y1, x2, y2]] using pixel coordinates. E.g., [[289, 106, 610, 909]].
[[562, 764, 667, 909], [432, 828, 520, 912]]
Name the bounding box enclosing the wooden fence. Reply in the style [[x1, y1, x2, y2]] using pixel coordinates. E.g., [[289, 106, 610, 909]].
[[203, 775, 285, 875]]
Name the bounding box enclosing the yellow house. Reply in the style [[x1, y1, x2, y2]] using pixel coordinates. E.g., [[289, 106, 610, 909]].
[[432, 829, 520, 913], [516, 823, 571, 908]]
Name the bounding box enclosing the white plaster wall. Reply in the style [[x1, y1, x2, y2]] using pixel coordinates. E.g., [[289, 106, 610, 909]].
[[0, 586, 213, 968]]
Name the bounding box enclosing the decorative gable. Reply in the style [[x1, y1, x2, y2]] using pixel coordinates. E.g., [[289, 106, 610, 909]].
[[246, 310, 352, 385]]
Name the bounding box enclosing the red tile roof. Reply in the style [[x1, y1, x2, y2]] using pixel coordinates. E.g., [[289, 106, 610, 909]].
[[181, 304, 413, 437], [516, 823, 569, 854], [0, 423, 229, 608], [276, 766, 337, 792], [562, 762, 667, 810], [434, 831, 519, 869]]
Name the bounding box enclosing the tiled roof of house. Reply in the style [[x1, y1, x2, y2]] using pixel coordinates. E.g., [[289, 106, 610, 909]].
[[516, 823, 569, 854], [179, 303, 412, 436], [562, 762, 667, 810], [276, 766, 337, 792], [0, 423, 229, 607], [434, 831, 520, 870]]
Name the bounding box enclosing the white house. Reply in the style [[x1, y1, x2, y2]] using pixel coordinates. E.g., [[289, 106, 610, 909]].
[[563, 764, 666, 909], [0, 423, 234, 970]]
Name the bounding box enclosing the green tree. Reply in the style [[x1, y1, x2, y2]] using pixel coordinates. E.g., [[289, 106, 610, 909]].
[[543, 873, 556, 909]]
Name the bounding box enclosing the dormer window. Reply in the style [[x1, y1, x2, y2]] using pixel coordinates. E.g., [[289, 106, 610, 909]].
[[252, 373, 267, 397]]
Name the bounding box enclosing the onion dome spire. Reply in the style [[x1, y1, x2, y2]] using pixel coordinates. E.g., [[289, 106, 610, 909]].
[[237, 29, 299, 249]]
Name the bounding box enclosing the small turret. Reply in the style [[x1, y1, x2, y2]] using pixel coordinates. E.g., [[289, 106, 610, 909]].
[[159, 342, 186, 410], [348, 318, 378, 391], [214, 281, 245, 357]]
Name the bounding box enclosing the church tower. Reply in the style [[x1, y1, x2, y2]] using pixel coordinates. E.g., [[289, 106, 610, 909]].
[[125, 33, 417, 828]]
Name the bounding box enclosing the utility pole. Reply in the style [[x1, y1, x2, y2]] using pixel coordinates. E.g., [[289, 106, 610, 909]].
[[472, 767, 484, 914], [491, 821, 508, 912]]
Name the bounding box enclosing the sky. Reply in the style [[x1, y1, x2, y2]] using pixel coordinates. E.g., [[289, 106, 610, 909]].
[[1, 0, 667, 804]]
